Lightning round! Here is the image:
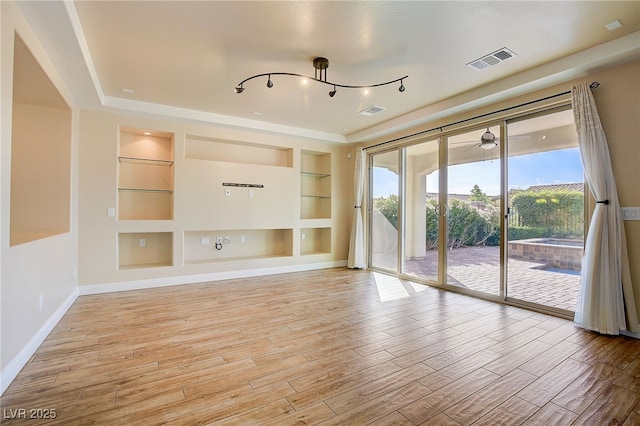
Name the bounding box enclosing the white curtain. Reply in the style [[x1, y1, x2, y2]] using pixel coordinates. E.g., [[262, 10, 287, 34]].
[[572, 81, 638, 335], [348, 148, 366, 268]]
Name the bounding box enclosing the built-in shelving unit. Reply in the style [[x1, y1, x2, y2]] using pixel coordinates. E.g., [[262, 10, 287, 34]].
[[301, 151, 331, 219], [184, 229, 293, 264], [118, 128, 174, 220], [300, 227, 331, 255], [185, 135, 293, 167], [118, 232, 173, 269]]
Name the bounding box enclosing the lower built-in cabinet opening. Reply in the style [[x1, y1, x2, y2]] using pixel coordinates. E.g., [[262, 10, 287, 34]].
[[118, 232, 173, 269], [300, 227, 331, 255], [184, 229, 293, 264]]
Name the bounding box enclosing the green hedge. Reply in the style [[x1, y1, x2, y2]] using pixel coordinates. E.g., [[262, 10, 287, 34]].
[[375, 188, 582, 250]]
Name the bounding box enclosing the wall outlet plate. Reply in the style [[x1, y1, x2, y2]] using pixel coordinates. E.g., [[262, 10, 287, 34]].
[[201, 237, 210, 245], [622, 207, 640, 220]]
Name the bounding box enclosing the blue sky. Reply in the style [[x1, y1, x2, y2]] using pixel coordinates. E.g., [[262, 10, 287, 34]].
[[373, 148, 584, 198]]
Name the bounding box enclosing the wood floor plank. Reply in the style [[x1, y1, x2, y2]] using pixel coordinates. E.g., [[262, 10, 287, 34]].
[[443, 368, 537, 424], [571, 384, 640, 426], [521, 402, 578, 425], [471, 395, 538, 426], [260, 402, 335, 426], [368, 411, 415, 425], [483, 338, 552, 376], [517, 339, 582, 376], [324, 362, 434, 414], [399, 367, 500, 424], [319, 380, 431, 426], [551, 361, 621, 413], [517, 358, 592, 407], [211, 398, 295, 425], [614, 352, 640, 393], [286, 359, 403, 410], [2, 268, 640, 425]]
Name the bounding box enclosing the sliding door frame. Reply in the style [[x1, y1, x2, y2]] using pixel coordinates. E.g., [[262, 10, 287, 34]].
[[366, 98, 582, 319]]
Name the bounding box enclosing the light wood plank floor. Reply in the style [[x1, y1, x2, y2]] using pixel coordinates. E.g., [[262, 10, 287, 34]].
[[2, 268, 640, 425]]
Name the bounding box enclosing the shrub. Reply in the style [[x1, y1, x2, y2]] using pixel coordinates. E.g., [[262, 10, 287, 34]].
[[510, 189, 583, 237]]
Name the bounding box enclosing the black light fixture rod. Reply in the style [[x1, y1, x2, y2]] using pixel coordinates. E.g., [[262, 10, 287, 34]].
[[235, 72, 408, 90]]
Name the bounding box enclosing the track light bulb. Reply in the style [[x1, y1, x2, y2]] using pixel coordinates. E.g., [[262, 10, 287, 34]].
[[267, 75, 273, 88], [329, 86, 337, 97], [399, 80, 405, 92]]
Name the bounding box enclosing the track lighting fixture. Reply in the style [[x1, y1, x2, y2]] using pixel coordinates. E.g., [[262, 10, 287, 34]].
[[234, 57, 408, 97]]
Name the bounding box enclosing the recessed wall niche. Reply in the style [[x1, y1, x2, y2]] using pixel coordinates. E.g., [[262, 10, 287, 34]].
[[10, 34, 72, 245]]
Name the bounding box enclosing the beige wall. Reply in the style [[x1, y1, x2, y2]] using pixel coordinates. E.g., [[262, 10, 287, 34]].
[[77, 109, 353, 287], [1, 1, 78, 384], [11, 102, 72, 245], [364, 60, 640, 318]]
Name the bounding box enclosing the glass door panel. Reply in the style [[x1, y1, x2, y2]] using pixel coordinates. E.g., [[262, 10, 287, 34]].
[[445, 127, 502, 296], [370, 150, 400, 272], [403, 140, 440, 282], [506, 108, 583, 312]]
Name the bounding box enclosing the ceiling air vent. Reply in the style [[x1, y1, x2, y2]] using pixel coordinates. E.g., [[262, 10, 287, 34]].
[[358, 105, 386, 116], [467, 47, 517, 71]]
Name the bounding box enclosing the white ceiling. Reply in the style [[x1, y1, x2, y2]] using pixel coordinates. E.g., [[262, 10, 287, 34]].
[[15, 1, 640, 143]]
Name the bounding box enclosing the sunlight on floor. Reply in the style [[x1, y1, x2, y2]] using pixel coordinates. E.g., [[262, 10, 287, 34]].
[[373, 272, 410, 302]]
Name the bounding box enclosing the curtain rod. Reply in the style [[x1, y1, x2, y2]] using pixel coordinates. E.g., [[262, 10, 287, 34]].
[[364, 81, 600, 151]]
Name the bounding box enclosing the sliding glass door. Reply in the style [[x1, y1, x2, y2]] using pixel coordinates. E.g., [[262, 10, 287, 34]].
[[505, 108, 583, 312], [367, 103, 583, 316], [445, 126, 502, 297], [370, 150, 400, 272], [403, 139, 440, 282]]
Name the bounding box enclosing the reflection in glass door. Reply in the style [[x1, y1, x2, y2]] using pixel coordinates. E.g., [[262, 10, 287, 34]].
[[445, 126, 502, 297], [370, 150, 400, 272], [506, 108, 583, 313], [403, 139, 440, 282]]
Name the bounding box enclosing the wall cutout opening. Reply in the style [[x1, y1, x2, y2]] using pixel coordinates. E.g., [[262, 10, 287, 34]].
[[10, 34, 72, 245]]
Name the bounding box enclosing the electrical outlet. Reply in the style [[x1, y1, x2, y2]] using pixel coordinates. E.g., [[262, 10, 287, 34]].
[[216, 236, 222, 244], [139, 238, 146, 247], [248, 189, 254, 197], [201, 237, 210, 245], [622, 207, 640, 221], [223, 236, 231, 244], [240, 235, 246, 243], [225, 188, 231, 197], [107, 207, 115, 217], [301, 233, 306, 240]]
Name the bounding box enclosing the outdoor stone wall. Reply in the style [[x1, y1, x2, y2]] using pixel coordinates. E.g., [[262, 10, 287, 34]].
[[508, 238, 583, 271]]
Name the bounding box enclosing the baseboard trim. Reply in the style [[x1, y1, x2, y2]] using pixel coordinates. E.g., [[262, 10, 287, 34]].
[[78, 261, 347, 296], [1, 287, 79, 395], [622, 330, 640, 340]]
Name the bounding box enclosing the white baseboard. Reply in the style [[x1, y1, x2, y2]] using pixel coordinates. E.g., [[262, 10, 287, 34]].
[[78, 261, 347, 295], [1, 287, 79, 395], [622, 330, 640, 340]]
